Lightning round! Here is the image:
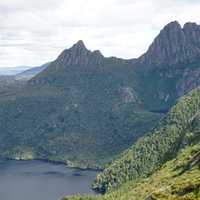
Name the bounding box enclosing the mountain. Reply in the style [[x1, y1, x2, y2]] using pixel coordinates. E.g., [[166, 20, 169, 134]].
[[63, 86, 200, 200], [0, 40, 161, 168], [0, 21, 200, 169], [29, 40, 132, 85], [133, 21, 200, 112]]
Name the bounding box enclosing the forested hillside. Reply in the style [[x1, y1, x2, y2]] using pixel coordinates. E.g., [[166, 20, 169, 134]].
[[93, 86, 200, 192], [62, 86, 200, 200]]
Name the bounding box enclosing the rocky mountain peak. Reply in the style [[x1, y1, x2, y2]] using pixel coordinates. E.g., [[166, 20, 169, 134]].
[[183, 22, 198, 30], [71, 40, 87, 51], [164, 21, 182, 31], [55, 40, 104, 66], [138, 21, 200, 66], [55, 40, 105, 67]]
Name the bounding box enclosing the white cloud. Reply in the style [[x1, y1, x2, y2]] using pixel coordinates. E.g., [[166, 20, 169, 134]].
[[0, 0, 199, 67]]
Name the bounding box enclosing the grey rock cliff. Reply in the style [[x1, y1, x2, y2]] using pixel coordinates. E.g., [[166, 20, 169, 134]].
[[139, 21, 200, 66], [55, 40, 105, 67]]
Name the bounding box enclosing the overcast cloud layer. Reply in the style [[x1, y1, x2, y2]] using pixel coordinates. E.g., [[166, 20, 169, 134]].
[[0, 0, 200, 68]]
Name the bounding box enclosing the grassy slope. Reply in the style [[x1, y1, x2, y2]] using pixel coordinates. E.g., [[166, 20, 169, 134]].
[[62, 143, 200, 200]]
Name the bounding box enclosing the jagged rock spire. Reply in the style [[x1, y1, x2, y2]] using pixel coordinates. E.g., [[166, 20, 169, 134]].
[[71, 40, 87, 50]]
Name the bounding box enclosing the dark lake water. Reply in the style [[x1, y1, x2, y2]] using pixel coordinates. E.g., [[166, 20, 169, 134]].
[[0, 159, 99, 200]]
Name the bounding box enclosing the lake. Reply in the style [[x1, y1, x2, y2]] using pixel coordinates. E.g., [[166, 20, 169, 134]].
[[0, 159, 99, 200]]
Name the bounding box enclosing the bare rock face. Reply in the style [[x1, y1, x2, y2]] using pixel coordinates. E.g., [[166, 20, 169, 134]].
[[119, 87, 140, 104], [139, 21, 200, 66], [55, 40, 104, 67]]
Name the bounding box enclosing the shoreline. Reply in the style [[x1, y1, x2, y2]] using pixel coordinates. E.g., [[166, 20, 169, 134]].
[[0, 156, 103, 172]]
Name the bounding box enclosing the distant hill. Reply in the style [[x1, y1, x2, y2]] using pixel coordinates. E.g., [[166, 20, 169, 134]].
[[16, 63, 49, 80], [0, 63, 49, 80], [0, 66, 31, 76], [0, 64, 49, 97]]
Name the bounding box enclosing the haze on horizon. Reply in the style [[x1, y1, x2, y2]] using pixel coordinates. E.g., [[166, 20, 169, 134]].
[[0, 0, 200, 68]]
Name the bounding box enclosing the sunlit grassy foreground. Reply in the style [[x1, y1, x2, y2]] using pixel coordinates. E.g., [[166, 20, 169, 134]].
[[62, 143, 200, 200]]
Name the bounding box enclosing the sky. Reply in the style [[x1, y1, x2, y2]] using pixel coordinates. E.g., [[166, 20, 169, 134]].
[[0, 0, 200, 68]]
